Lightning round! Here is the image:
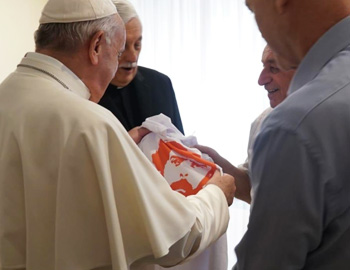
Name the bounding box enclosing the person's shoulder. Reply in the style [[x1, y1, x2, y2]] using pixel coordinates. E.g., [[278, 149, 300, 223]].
[[252, 107, 273, 124], [57, 93, 123, 132], [274, 47, 350, 132], [264, 95, 305, 133], [82, 99, 122, 127], [263, 85, 331, 135], [137, 66, 171, 81]]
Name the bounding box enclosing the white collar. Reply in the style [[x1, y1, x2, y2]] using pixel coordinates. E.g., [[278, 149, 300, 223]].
[[21, 52, 91, 100]]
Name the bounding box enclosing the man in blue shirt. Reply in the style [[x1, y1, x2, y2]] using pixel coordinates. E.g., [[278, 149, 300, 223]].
[[234, 0, 350, 269]]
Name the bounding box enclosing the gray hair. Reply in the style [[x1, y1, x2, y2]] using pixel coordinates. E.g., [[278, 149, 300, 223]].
[[113, 0, 139, 24], [34, 14, 123, 52]]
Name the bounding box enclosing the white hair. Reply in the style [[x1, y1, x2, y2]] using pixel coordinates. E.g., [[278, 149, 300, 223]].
[[113, 0, 139, 24], [34, 14, 122, 52]]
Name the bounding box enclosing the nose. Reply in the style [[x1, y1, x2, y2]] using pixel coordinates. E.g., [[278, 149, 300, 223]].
[[122, 46, 139, 63], [258, 67, 272, 86]]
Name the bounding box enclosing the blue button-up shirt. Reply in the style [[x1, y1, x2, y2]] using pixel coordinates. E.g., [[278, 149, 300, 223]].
[[234, 16, 350, 270]]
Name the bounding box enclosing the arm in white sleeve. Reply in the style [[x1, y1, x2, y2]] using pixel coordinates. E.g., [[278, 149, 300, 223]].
[[132, 184, 229, 268]]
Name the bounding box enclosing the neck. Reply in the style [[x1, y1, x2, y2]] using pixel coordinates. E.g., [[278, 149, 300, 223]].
[[36, 48, 87, 77], [36, 48, 102, 102], [291, 1, 350, 64]]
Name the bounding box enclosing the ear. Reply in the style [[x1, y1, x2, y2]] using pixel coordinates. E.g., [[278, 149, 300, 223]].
[[88, 30, 105, 65], [275, 0, 289, 14]]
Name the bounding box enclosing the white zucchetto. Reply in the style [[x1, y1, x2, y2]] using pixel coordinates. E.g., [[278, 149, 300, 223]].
[[40, 0, 117, 24]]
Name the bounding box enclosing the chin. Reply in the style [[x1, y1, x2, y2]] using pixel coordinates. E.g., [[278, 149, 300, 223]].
[[116, 72, 137, 86]]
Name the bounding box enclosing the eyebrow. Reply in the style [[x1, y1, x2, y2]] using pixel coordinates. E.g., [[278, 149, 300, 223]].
[[262, 58, 276, 65]]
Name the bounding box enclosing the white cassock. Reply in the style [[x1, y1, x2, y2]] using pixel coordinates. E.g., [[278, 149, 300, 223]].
[[0, 53, 229, 270]]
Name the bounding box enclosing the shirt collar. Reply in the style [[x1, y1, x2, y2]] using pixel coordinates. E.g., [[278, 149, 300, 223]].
[[289, 16, 350, 94], [21, 52, 91, 100]]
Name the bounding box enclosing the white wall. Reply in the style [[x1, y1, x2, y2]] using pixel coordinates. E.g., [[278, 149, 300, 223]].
[[0, 0, 47, 82]]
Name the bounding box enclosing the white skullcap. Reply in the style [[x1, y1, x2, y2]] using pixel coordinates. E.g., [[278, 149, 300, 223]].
[[40, 0, 118, 24], [112, 0, 138, 24]]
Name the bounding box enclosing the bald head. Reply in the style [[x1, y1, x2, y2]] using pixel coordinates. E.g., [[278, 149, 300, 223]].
[[246, 0, 350, 67]]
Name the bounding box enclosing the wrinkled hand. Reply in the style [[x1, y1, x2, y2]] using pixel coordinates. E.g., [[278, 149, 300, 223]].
[[128, 127, 151, 144], [195, 144, 224, 165], [206, 171, 236, 206]]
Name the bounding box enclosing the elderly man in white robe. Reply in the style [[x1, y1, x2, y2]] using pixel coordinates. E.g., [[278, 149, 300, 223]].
[[0, 0, 236, 270]]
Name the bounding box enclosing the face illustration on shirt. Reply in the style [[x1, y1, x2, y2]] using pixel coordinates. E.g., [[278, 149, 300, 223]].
[[152, 140, 217, 196]]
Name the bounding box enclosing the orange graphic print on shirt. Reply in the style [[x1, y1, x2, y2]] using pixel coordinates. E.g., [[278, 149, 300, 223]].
[[152, 140, 217, 196]]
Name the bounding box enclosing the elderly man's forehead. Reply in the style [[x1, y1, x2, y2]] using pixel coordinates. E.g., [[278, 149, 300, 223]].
[[262, 47, 275, 61]]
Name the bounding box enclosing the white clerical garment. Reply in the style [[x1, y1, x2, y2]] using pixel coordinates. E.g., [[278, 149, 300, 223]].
[[0, 53, 229, 270]]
